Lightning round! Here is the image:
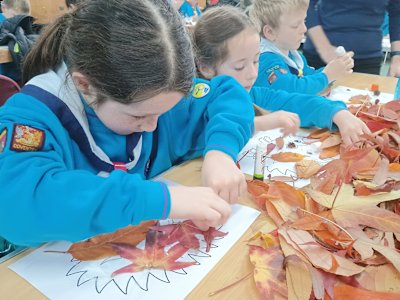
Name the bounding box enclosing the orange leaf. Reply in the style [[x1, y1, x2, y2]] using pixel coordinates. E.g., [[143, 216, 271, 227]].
[[320, 135, 342, 149], [112, 229, 196, 276], [295, 159, 321, 179], [67, 221, 155, 261], [319, 145, 340, 159], [271, 152, 305, 162], [389, 163, 400, 172], [267, 181, 305, 208], [308, 128, 330, 139], [248, 245, 288, 299], [334, 284, 400, 299]]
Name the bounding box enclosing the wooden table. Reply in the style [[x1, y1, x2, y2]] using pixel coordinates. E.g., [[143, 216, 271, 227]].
[[0, 73, 398, 300], [0, 46, 13, 64]]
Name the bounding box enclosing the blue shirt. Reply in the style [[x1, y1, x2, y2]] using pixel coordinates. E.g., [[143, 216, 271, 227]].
[[179, 2, 201, 18], [0, 64, 254, 246], [254, 51, 329, 94], [250, 86, 346, 130], [304, 0, 400, 59]]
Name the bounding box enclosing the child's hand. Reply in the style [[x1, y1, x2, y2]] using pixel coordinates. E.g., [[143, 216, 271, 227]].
[[254, 111, 300, 135], [168, 186, 231, 231], [202, 150, 247, 204], [323, 52, 354, 83], [333, 110, 371, 145]]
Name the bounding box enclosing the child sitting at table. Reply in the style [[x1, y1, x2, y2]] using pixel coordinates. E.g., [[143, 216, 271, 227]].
[[0, 0, 254, 247], [249, 0, 354, 95], [192, 6, 370, 144]]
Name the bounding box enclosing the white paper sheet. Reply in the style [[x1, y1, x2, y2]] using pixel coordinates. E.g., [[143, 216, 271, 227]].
[[237, 128, 334, 188], [9, 204, 260, 300], [328, 85, 394, 104]]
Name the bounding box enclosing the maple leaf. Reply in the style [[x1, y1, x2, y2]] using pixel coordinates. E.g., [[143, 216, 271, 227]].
[[248, 245, 288, 300], [111, 230, 196, 276], [271, 152, 305, 162], [305, 184, 400, 233], [151, 220, 202, 249], [334, 284, 400, 299], [295, 159, 321, 179], [67, 220, 155, 261], [202, 226, 228, 252], [320, 134, 342, 149]]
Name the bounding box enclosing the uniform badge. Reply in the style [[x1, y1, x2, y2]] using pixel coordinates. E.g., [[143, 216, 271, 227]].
[[0, 128, 7, 153], [11, 124, 45, 152], [192, 83, 210, 98], [278, 68, 288, 74], [266, 65, 279, 74], [267, 72, 277, 85]]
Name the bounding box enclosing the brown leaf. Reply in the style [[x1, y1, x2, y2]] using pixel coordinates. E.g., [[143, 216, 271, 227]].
[[334, 284, 400, 299], [319, 145, 340, 159], [276, 136, 284, 149], [271, 152, 305, 162], [68, 221, 155, 261], [295, 159, 321, 179]]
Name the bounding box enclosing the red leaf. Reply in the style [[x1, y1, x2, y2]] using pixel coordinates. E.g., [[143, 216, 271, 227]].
[[111, 230, 196, 276], [202, 227, 228, 252], [151, 220, 202, 249], [334, 284, 400, 299]]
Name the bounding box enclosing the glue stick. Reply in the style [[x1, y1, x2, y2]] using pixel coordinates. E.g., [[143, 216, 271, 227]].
[[253, 144, 265, 181], [335, 46, 346, 57]]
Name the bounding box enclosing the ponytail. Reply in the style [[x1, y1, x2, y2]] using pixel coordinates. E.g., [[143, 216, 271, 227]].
[[22, 13, 71, 84]]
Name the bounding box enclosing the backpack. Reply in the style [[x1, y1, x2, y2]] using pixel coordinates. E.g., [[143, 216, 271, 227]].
[[0, 15, 39, 80]]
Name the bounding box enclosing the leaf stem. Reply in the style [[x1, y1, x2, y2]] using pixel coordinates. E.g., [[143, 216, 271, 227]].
[[208, 271, 253, 297], [296, 207, 354, 241]]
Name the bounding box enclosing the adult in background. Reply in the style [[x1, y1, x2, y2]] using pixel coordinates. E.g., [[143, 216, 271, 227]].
[[303, 0, 400, 77]]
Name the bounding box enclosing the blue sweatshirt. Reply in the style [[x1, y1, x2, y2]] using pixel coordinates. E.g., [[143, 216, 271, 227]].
[[304, 0, 400, 59], [250, 86, 346, 129], [254, 38, 329, 94], [0, 64, 254, 247], [179, 2, 201, 18]]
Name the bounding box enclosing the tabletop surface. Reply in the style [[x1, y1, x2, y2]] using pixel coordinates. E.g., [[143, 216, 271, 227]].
[[0, 72, 398, 300]]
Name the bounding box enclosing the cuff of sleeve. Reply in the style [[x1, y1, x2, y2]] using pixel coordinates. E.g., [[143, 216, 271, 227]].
[[203, 132, 240, 162], [132, 181, 171, 223]]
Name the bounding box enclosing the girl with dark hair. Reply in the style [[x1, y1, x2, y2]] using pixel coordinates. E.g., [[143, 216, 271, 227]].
[[0, 0, 254, 247], [193, 6, 370, 142]]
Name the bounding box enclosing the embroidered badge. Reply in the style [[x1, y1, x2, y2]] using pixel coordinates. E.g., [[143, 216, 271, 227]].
[[267, 72, 277, 85], [192, 83, 210, 98], [266, 65, 280, 74], [278, 68, 288, 74], [11, 124, 45, 152], [0, 128, 7, 153]]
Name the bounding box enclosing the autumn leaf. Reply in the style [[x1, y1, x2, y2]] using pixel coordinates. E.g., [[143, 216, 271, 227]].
[[295, 159, 321, 179], [279, 228, 364, 276], [276, 136, 284, 149], [334, 284, 400, 299], [248, 245, 288, 300], [307, 128, 331, 139], [284, 255, 312, 300], [305, 184, 400, 233], [111, 229, 196, 276], [151, 220, 202, 249], [320, 135, 342, 149], [319, 145, 340, 159], [203, 227, 228, 252], [67, 221, 155, 261], [271, 152, 305, 162]]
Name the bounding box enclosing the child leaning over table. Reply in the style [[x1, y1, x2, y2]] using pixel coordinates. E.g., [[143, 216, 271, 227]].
[[192, 6, 370, 144], [0, 0, 254, 247], [250, 0, 354, 95]]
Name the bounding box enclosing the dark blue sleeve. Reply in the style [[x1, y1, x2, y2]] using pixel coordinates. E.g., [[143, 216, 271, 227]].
[[250, 86, 347, 130], [306, 0, 321, 28], [388, 0, 400, 42]]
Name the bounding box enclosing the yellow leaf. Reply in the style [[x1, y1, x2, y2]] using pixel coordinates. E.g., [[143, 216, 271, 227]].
[[285, 255, 313, 300], [295, 160, 321, 179]]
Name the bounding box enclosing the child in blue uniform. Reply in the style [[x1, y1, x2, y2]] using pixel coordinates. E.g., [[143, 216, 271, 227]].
[[249, 0, 354, 94], [0, 0, 254, 247], [179, 0, 201, 19], [193, 6, 370, 143]]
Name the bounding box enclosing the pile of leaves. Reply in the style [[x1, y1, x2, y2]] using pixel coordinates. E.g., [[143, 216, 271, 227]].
[[245, 99, 400, 299], [64, 220, 227, 275]]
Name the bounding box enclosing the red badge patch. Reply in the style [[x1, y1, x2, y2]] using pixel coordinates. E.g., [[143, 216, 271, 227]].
[[11, 124, 45, 152], [0, 128, 7, 153], [278, 68, 288, 74], [267, 72, 277, 85]]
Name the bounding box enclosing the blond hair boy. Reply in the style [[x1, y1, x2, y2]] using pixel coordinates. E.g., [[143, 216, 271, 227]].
[[250, 0, 354, 95]]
